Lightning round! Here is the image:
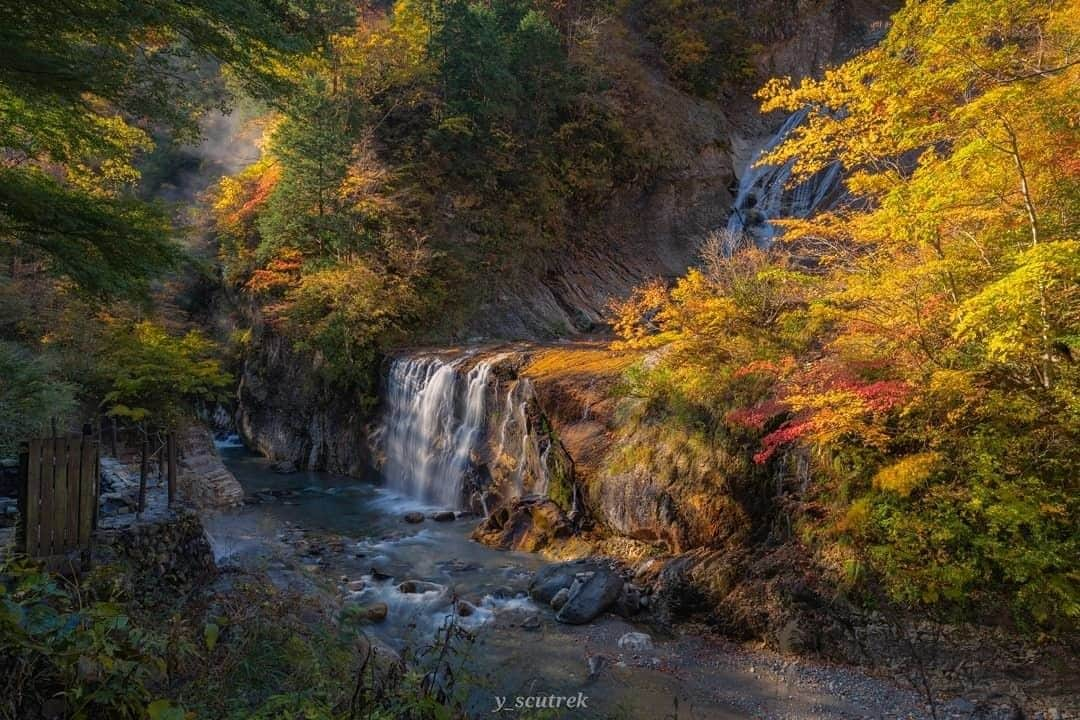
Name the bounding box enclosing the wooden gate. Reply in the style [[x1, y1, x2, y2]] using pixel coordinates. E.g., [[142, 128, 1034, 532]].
[[18, 435, 99, 564]]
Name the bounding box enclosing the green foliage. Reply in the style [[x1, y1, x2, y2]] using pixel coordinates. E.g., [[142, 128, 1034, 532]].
[[636, 0, 754, 95], [0, 558, 169, 720], [99, 321, 232, 427], [0, 341, 77, 457]]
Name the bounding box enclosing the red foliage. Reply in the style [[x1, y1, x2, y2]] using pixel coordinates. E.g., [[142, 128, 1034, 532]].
[[754, 419, 812, 464], [725, 399, 786, 430]]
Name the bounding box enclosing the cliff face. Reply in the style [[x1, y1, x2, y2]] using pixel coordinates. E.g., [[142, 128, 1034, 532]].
[[235, 309, 372, 476], [461, 0, 898, 340], [233, 0, 899, 470]]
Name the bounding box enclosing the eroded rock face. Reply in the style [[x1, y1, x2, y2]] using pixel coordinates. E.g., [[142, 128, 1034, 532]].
[[178, 425, 244, 509], [236, 319, 372, 476], [471, 496, 572, 552]]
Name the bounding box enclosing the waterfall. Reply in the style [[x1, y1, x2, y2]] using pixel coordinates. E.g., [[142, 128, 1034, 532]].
[[727, 108, 842, 246], [493, 378, 549, 498], [379, 355, 495, 507]]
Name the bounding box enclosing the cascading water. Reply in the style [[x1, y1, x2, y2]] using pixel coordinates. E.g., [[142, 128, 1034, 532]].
[[376, 351, 560, 510], [379, 355, 495, 508], [493, 378, 549, 498], [727, 107, 842, 246]]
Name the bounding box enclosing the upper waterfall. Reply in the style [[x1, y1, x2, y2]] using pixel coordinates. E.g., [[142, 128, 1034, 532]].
[[378, 355, 495, 508], [727, 108, 841, 246]]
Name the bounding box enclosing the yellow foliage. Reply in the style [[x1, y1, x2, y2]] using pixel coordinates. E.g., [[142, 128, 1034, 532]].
[[873, 453, 941, 497]]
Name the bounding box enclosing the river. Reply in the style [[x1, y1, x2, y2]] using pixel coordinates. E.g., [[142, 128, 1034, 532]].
[[200, 443, 940, 720]]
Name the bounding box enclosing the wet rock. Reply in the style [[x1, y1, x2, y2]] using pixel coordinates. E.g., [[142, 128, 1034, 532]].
[[403, 511, 424, 524], [437, 559, 481, 574], [456, 600, 477, 617], [347, 579, 366, 592], [550, 587, 571, 611], [556, 568, 623, 624], [366, 602, 388, 622], [369, 567, 393, 582], [397, 580, 446, 595], [270, 459, 299, 474], [521, 614, 541, 631], [617, 631, 653, 652], [491, 585, 518, 599], [431, 510, 456, 522], [471, 496, 572, 552]]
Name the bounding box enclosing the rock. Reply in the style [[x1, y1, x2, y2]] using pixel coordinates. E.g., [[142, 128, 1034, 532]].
[[617, 631, 653, 652], [366, 602, 388, 622], [403, 511, 424, 524], [369, 567, 393, 582], [586, 654, 607, 682], [528, 560, 598, 604], [432, 510, 456, 522], [521, 614, 541, 631], [556, 567, 623, 624], [614, 584, 642, 617], [550, 587, 571, 611], [471, 496, 572, 552], [397, 580, 446, 595], [456, 600, 477, 617], [270, 459, 298, 474], [347, 579, 366, 592]]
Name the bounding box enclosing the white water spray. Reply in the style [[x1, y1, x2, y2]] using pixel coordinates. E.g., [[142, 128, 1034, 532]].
[[727, 108, 842, 245], [379, 355, 495, 507]]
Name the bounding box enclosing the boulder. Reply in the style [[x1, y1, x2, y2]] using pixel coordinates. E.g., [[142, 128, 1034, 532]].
[[403, 511, 424, 524], [550, 587, 571, 611], [528, 560, 599, 604], [367, 603, 388, 622], [432, 510, 456, 522], [556, 568, 623, 624], [456, 600, 477, 617], [270, 459, 299, 474], [617, 631, 653, 652], [397, 580, 446, 595]]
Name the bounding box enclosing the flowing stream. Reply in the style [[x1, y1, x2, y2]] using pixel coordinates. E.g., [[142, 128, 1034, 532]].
[[201, 445, 928, 719], [727, 108, 842, 245]]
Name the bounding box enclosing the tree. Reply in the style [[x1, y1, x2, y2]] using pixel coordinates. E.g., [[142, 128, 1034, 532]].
[[99, 321, 231, 429], [0, 0, 354, 298]]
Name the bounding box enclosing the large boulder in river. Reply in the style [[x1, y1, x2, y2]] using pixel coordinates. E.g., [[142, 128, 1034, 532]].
[[556, 568, 624, 624]]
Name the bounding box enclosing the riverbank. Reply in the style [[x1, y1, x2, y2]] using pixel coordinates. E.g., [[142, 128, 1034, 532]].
[[201, 446, 1037, 720]]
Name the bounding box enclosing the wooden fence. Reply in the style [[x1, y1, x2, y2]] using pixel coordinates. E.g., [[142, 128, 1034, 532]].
[[18, 434, 99, 564]]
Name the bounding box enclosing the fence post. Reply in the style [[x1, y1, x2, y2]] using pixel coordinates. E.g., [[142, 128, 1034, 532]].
[[138, 435, 148, 515], [16, 442, 28, 553], [167, 431, 177, 507]]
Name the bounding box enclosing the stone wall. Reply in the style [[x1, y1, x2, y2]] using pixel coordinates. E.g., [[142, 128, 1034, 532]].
[[95, 510, 216, 588]]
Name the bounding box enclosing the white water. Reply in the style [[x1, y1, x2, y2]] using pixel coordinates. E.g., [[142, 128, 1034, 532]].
[[727, 107, 842, 245], [378, 355, 496, 508], [494, 378, 550, 498]]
